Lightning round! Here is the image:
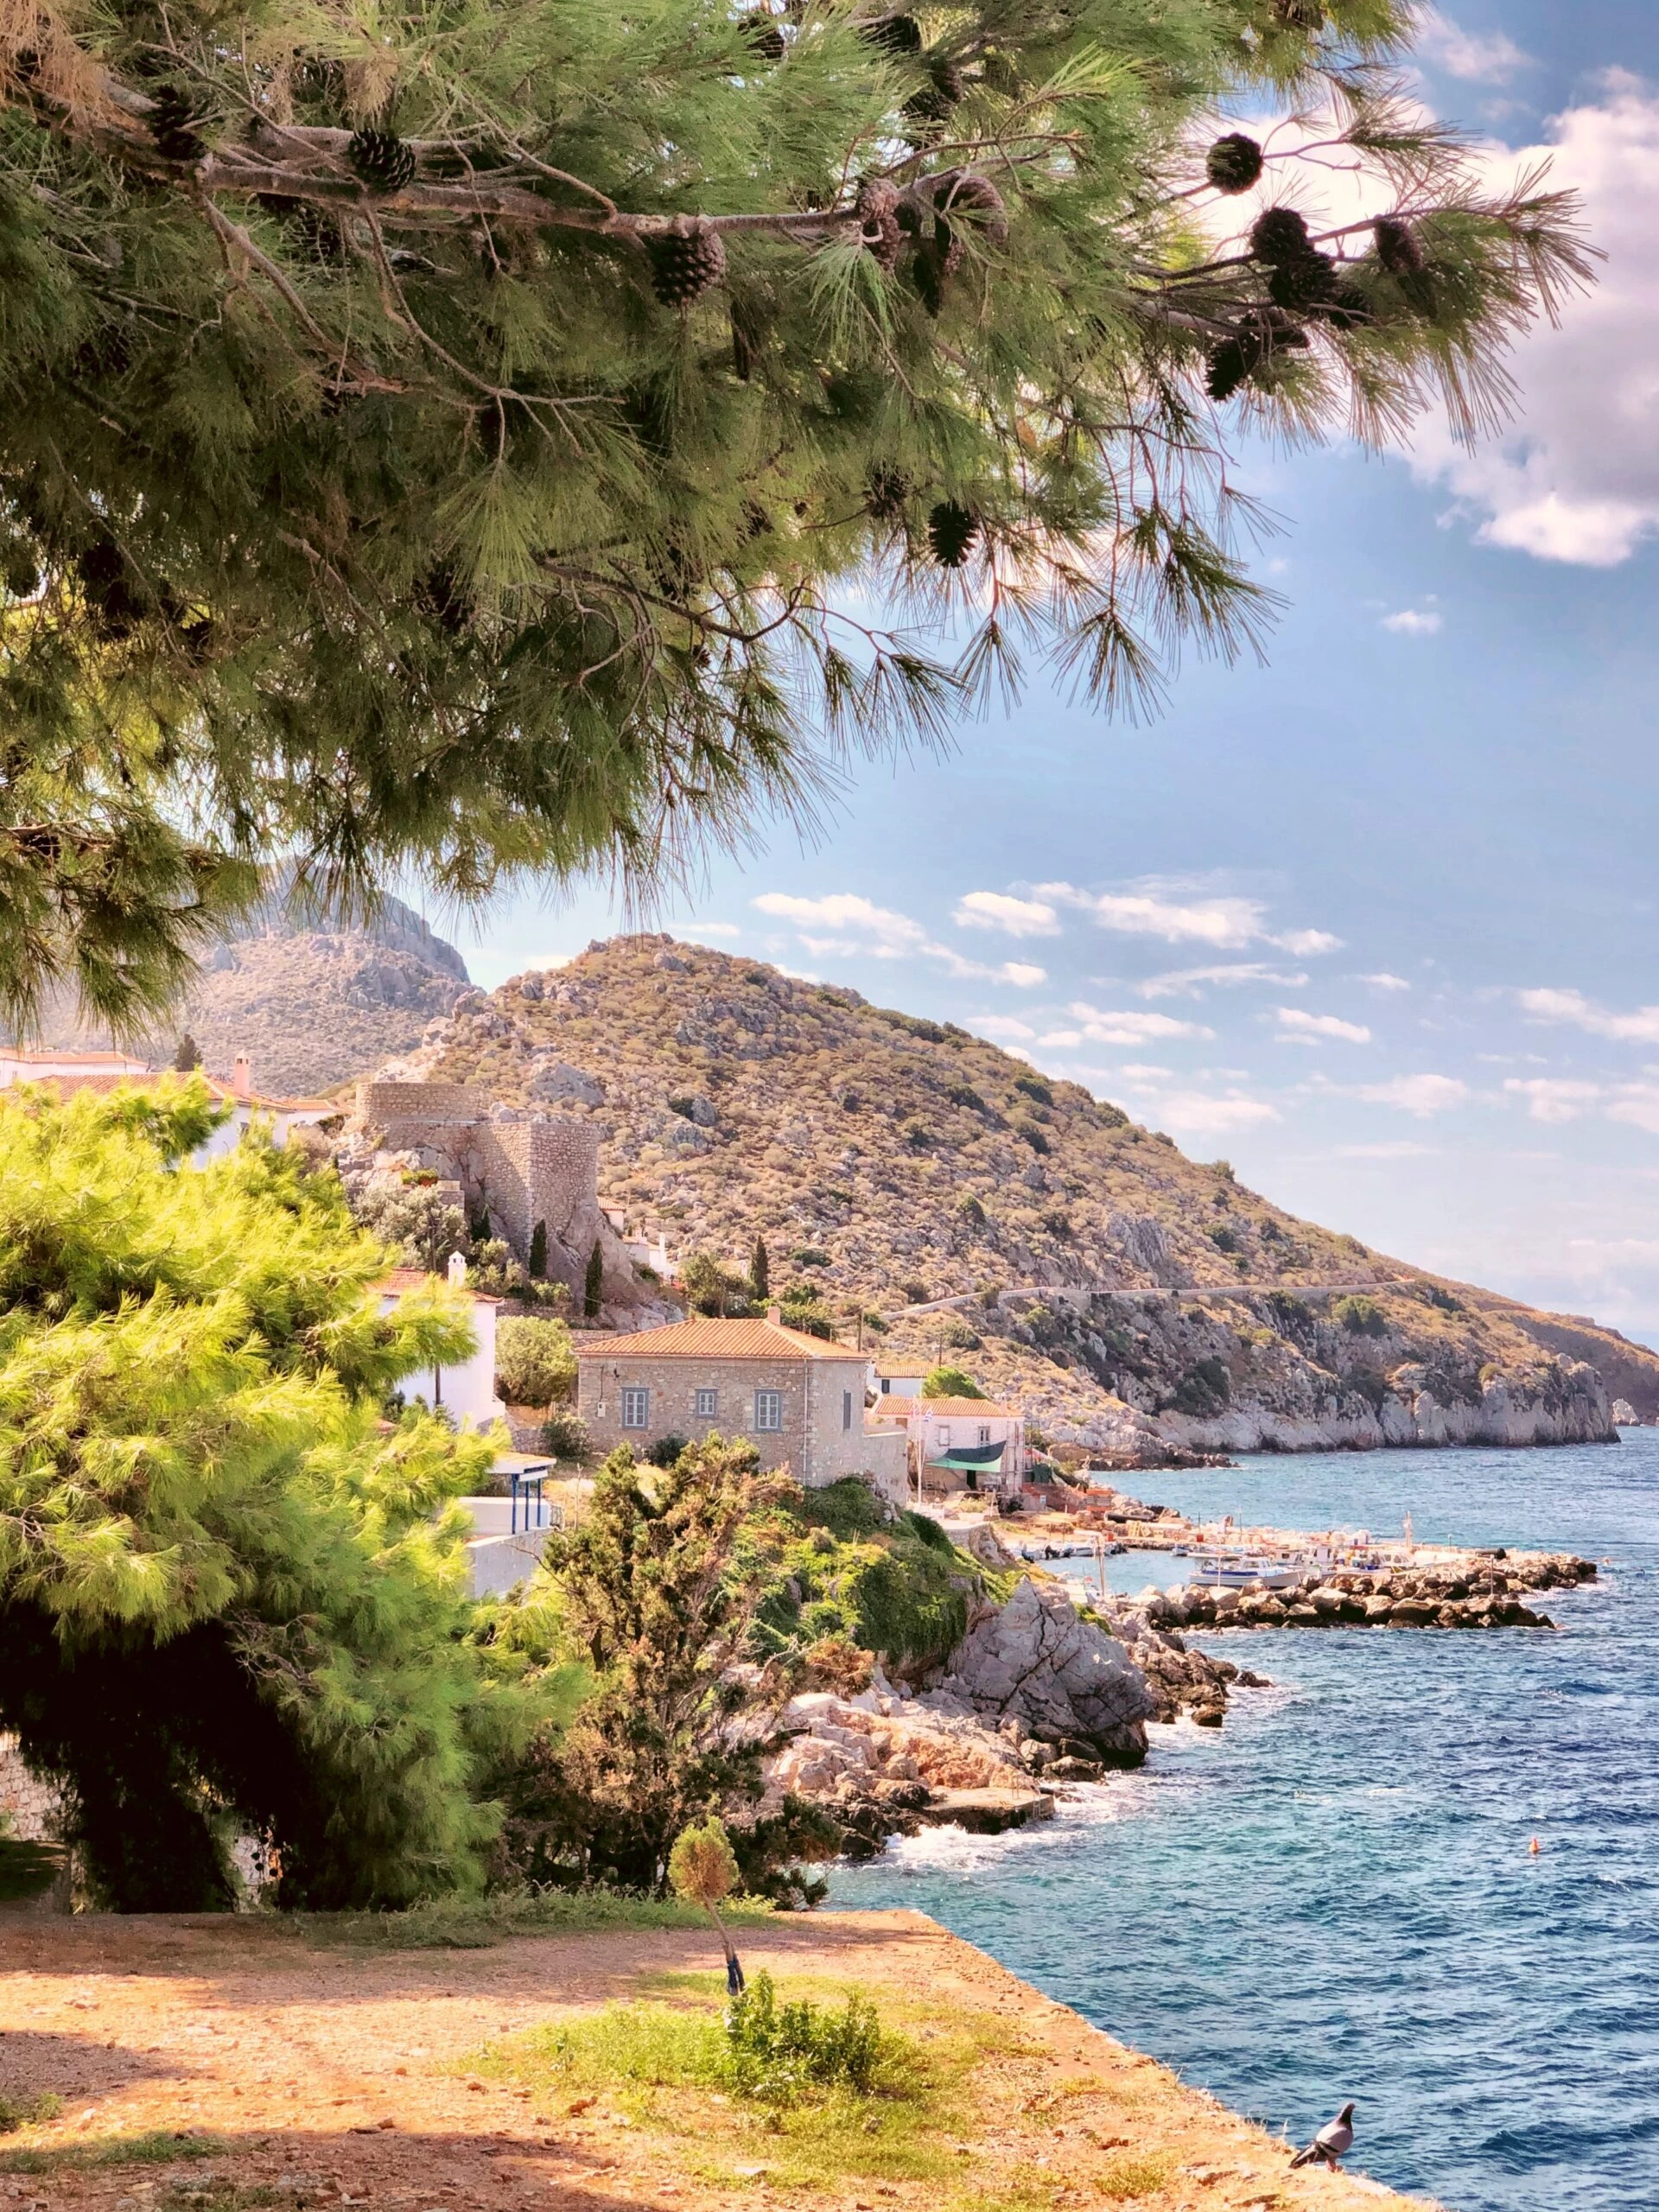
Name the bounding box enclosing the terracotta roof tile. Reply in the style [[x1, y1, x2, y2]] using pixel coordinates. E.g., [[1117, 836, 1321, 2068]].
[[579, 1317, 862, 1362], [374, 1268, 502, 1303], [870, 1395, 1020, 1419]]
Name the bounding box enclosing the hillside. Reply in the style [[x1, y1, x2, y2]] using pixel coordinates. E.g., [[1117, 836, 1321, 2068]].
[[26, 888, 472, 1096], [395, 933, 1659, 1459]]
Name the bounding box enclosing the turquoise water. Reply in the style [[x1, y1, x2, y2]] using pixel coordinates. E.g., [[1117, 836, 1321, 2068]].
[[832, 1435, 1659, 2212]]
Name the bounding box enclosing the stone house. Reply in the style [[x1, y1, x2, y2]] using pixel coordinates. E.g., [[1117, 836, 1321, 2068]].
[[576, 1313, 907, 1494], [868, 1395, 1028, 1501]]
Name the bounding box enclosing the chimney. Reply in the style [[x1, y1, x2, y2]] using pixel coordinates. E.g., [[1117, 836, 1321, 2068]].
[[767, 1304, 782, 1326], [232, 1052, 253, 1102], [447, 1251, 469, 1288]]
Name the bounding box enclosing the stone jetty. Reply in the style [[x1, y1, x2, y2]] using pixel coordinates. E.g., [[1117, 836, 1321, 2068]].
[[1095, 1549, 1597, 1638]]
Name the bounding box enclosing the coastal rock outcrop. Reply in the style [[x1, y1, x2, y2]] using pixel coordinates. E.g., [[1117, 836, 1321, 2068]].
[[922, 1576, 1155, 1764], [1091, 1554, 1597, 1639]]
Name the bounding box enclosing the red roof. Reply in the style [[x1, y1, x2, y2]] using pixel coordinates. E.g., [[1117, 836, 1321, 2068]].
[[871, 1395, 1020, 1420], [374, 1269, 502, 1304], [580, 1317, 861, 1363]]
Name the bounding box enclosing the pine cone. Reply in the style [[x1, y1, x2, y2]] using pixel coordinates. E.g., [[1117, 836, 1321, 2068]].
[[1205, 133, 1262, 194], [905, 54, 964, 123], [1373, 216, 1424, 275], [1268, 251, 1337, 311], [856, 178, 902, 270], [1250, 207, 1313, 266], [862, 15, 922, 57], [866, 465, 912, 520], [646, 219, 728, 307], [935, 171, 1008, 245], [148, 85, 209, 165], [912, 214, 963, 315], [1205, 337, 1256, 403], [927, 499, 977, 568], [1316, 280, 1372, 332], [347, 128, 417, 194]]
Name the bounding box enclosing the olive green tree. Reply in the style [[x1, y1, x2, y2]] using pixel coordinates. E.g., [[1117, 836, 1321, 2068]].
[[0, 1, 1592, 1029]]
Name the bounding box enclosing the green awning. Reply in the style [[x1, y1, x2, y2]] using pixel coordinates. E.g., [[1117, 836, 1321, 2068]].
[[927, 1441, 1007, 1471]]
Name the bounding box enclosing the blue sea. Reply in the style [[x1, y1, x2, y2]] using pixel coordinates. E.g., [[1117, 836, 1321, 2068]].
[[831, 1434, 1659, 2212]]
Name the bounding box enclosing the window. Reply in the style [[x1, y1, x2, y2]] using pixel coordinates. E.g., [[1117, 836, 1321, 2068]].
[[842, 1389, 853, 1432], [621, 1386, 650, 1430], [937, 1425, 951, 1449], [979, 1426, 992, 1446], [695, 1387, 719, 1419], [754, 1389, 784, 1432]]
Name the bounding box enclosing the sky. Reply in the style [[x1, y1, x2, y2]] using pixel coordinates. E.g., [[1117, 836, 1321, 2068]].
[[438, 3, 1659, 1346]]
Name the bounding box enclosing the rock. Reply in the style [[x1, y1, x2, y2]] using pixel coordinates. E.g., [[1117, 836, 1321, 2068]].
[[927, 1576, 1154, 1764], [1388, 1599, 1435, 1625], [961, 1521, 1019, 1570], [529, 1056, 606, 1107], [915, 1787, 1055, 1834]]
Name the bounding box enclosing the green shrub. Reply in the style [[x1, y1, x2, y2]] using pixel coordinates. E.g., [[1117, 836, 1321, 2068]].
[[721, 1973, 885, 2103], [941, 1319, 982, 1351], [1334, 1294, 1387, 1338], [946, 1084, 987, 1113], [645, 1432, 690, 1468], [1208, 1224, 1238, 1254], [496, 1316, 577, 1407], [902, 1119, 930, 1148], [957, 1194, 987, 1226], [1014, 1075, 1053, 1108], [1013, 1118, 1050, 1154], [791, 1247, 830, 1268], [922, 1365, 983, 1400], [542, 1410, 591, 1462]]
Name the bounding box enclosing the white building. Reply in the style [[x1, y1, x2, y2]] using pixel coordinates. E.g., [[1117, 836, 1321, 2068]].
[[0, 1048, 334, 1163], [376, 1260, 506, 1430], [868, 1394, 1028, 1501]]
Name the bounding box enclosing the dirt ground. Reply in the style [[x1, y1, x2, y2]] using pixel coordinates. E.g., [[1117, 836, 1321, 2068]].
[[0, 1910, 1432, 2212]]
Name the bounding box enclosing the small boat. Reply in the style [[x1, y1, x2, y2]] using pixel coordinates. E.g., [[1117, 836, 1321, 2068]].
[[1190, 1554, 1306, 1592]]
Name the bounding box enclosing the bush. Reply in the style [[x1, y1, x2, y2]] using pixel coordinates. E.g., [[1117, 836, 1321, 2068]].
[[1014, 1075, 1053, 1108], [496, 1316, 577, 1407], [947, 1084, 986, 1113], [791, 1247, 830, 1268], [1334, 1294, 1388, 1338], [1013, 1118, 1050, 1154], [957, 1194, 987, 1226], [1208, 1224, 1238, 1254], [941, 1319, 982, 1351], [542, 1410, 591, 1462], [721, 1972, 884, 2102], [922, 1365, 984, 1400], [0, 2093, 62, 2135], [645, 1432, 690, 1468], [902, 1119, 930, 1148]]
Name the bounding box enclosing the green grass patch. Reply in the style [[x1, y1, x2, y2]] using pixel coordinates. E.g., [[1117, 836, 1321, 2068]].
[[308, 1885, 775, 1950], [475, 1970, 1026, 2202], [1096, 2152, 1174, 2200], [0, 2128, 228, 2175], [0, 1837, 62, 1904], [0, 2094, 61, 2139]]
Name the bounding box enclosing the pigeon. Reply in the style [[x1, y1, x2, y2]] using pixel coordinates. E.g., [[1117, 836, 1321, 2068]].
[[1289, 2101, 1356, 2171]]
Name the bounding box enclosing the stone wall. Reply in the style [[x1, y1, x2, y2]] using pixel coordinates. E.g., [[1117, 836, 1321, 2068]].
[[356, 1079, 493, 1126], [0, 1734, 62, 1840]]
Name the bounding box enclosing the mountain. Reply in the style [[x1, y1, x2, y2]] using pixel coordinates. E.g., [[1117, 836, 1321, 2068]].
[[391, 933, 1659, 1459], [26, 887, 473, 1097]]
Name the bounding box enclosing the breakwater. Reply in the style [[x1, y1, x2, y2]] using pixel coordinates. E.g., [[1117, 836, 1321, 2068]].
[[1103, 1550, 1596, 1637]]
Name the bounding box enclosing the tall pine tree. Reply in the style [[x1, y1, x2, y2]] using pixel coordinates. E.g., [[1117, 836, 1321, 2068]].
[[0, 3, 1595, 1029], [585, 1237, 605, 1321], [750, 1235, 770, 1304]]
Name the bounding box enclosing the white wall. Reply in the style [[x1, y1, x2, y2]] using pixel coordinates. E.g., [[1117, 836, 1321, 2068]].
[[378, 1288, 504, 1428]]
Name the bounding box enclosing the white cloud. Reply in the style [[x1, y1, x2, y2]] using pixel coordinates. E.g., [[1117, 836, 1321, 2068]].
[[1416, 10, 1533, 85], [1137, 961, 1309, 999], [1409, 78, 1659, 565], [685, 921, 741, 940], [1066, 1001, 1215, 1046], [1116, 1064, 1174, 1080], [952, 890, 1061, 938], [753, 892, 925, 956], [1152, 1090, 1281, 1135], [1276, 1007, 1373, 1045], [753, 891, 1044, 988], [1381, 608, 1444, 636], [973, 1015, 1036, 1042], [1504, 1077, 1602, 1122], [1359, 972, 1412, 992], [1273, 928, 1343, 956], [1354, 1072, 1471, 1116], [1037, 1029, 1084, 1049], [1039, 878, 1339, 957], [521, 951, 575, 972], [1517, 985, 1659, 1044], [1610, 1084, 1659, 1135]]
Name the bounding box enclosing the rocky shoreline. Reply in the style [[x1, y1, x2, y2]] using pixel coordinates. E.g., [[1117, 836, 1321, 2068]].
[[750, 1535, 1599, 1860]]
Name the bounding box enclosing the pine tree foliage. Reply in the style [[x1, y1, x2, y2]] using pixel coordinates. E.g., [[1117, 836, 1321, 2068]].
[[0, 1082, 531, 1910], [0, 1, 1596, 1023]]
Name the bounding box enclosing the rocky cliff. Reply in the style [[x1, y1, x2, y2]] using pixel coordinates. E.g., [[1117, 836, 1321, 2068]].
[[24, 886, 473, 1096], [390, 933, 1659, 1459]]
